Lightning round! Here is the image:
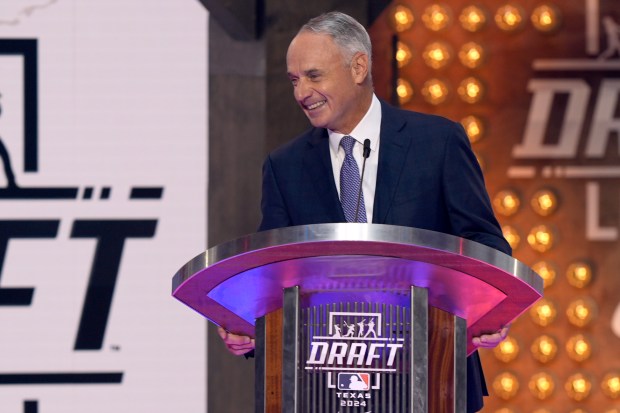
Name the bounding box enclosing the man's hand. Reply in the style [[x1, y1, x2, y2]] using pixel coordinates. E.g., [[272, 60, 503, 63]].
[[472, 325, 510, 348], [217, 326, 255, 356]]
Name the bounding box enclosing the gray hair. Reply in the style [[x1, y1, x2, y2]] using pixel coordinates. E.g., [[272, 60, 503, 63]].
[[300, 11, 372, 72]]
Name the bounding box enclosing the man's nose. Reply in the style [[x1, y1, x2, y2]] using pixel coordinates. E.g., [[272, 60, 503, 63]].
[[294, 79, 311, 101]]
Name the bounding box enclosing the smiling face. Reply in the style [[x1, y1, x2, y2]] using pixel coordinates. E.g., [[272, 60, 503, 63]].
[[286, 31, 372, 134]]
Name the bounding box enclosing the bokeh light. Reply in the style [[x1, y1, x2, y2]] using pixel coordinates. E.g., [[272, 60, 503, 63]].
[[566, 298, 597, 327], [566, 261, 593, 288], [421, 78, 449, 105], [531, 334, 558, 363], [502, 225, 521, 250], [531, 189, 559, 216], [422, 4, 451, 31], [492, 372, 520, 400], [459, 41, 485, 68], [601, 371, 620, 399], [529, 372, 555, 400], [422, 41, 452, 69], [531, 3, 562, 33], [459, 5, 487, 32], [457, 76, 485, 103], [531, 261, 557, 289], [530, 298, 557, 327], [565, 372, 592, 401], [461, 115, 485, 143], [389, 4, 415, 32], [527, 224, 555, 252], [395, 41, 413, 68], [495, 4, 525, 31], [566, 334, 593, 362], [493, 335, 520, 362], [493, 189, 521, 217], [396, 78, 414, 105]]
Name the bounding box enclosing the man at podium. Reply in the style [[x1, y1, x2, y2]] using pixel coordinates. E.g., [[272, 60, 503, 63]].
[[218, 11, 511, 413]]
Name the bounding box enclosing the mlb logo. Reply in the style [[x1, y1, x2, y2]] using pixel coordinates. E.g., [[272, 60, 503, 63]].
[[337, 373, 370, 391]]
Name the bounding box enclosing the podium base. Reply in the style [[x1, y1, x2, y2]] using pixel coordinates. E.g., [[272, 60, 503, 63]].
[[256, 286, 466, 413]]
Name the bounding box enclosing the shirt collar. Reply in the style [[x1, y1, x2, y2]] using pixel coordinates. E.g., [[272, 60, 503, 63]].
[[328, 94, 382, 154]]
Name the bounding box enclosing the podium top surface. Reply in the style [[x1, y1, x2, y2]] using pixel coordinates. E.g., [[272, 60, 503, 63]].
[[172, 224, 542, 354]]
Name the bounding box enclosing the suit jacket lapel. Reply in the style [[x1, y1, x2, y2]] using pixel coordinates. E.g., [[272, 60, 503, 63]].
[[304, 128, 346, 223], [373, 102, 411, 224]]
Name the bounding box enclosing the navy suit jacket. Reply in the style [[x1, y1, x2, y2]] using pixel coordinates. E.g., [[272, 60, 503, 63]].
[[258, 100, 511, 412]]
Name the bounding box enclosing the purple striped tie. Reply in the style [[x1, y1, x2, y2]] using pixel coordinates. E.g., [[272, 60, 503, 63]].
[[339, 135, 367, 223]]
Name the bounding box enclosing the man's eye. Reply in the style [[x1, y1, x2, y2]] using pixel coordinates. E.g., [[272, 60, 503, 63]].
[[290, 79, 298, 86]]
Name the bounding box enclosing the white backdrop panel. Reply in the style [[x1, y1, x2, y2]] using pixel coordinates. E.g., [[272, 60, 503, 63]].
[[0, 1, 207, 412]]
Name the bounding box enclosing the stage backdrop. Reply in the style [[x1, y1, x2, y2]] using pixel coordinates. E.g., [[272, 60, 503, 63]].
[[370, 0, 620, 412], [0, 1, 207, 413]]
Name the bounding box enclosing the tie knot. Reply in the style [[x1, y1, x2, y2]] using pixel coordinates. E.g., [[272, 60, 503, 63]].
[[340, 135, 356, 155]]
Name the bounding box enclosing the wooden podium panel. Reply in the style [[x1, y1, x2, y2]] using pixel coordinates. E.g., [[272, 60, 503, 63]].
[[264, 309, 283, 413], [428, 306, 460, 413]]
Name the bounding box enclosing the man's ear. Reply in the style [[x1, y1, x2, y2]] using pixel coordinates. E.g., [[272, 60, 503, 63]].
[[351, 52, 369, 84]]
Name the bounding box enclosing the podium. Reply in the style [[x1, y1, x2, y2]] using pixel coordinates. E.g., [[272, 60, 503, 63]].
[[172, 224, 542, 412]]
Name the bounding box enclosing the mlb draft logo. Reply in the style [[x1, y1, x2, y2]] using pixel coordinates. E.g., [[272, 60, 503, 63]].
[[305, 311, 405, 392], [304, 310, 405, 410]]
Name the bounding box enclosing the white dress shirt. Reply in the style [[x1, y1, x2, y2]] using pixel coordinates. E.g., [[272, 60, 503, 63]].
[[328, 94, 381, 223]]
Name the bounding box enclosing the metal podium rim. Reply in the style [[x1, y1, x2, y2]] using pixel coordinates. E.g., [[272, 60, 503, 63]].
[[173, 223, 537, 289], [171, 223, 543, 354]]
